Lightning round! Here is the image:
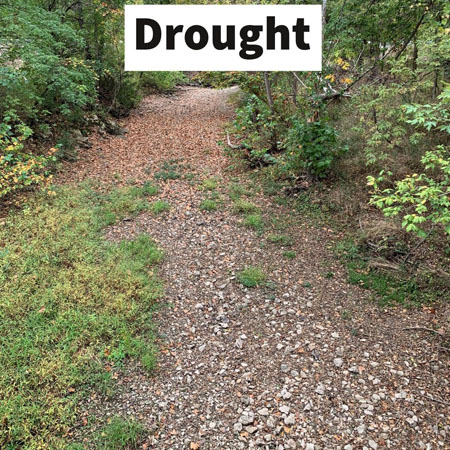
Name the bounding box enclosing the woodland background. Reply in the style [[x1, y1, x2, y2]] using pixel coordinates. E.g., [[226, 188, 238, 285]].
[[1, 0, 449, 254]]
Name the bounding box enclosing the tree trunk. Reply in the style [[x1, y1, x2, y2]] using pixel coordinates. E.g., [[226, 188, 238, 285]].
[[264, 72, 274, 114]]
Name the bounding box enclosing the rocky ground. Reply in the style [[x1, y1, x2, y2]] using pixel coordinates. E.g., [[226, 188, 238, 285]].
[[65, 87, 449, 449]]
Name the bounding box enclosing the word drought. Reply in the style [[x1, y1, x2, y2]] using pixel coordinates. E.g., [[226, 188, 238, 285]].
[[136, 17, 311, 59], [125, 5, 322, 71]]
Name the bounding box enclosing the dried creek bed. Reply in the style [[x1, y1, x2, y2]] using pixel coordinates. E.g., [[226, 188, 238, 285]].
[[63, 87, 448, 449]]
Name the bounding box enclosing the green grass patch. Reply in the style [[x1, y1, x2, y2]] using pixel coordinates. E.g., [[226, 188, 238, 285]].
[[260, 178, 285, 197], [242, 213, 264, 231], [228, 182, 252, 200], [150, 200, 171, 215], [0, 184, 163, 448], [201, 177, 218, 191], [267, 234, 293, 247], [97, 184, 158, 227], [184, 173, 195, 181], [233, 198, 259, 214], [283, 250, 296, 259], [154, 159, 184, 181], [141, 181, 159, 196], [96, 416, 145, 449], [237, 266, 267, 288], [200, 199, 218, 211]]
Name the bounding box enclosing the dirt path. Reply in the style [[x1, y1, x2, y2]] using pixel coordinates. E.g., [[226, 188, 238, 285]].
[[67, 88, 448, 449]]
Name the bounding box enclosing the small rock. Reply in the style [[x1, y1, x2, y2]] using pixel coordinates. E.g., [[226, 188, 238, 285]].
[[286, 438, 297, 449], [279, 405, 290, 414], [369, 440, 378, 449], [315, 384, 325, 395], [406, 416, 418, 427], [356, 424, 366, 434], [281, 389, 292, 400], [233, 422, 243, 432], [284, 414, 296, 425], [258, 407, 269, 416], [333, 358, 343, 368], [239, 412, 255, 426], [267, 416, 277, 428]]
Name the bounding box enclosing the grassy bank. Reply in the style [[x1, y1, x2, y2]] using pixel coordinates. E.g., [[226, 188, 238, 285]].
[[0, 182, 163, 448], [236, 171, 450, 308]]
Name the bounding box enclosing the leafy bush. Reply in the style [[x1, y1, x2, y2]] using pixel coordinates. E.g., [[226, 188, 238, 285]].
[[142, 71, 187, 91], [116, 74, 143, 114], [369, 147, 450, 237], [231, 94, 282, 166], [368, 86, 450, 237], [0, 3, 97, 125], [284, 118, 344, 178], [0, 118, 55, 199]]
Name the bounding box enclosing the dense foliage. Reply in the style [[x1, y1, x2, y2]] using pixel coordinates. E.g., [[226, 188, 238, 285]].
[[0, 0, 185, 200], [205, 0, 450, 242]]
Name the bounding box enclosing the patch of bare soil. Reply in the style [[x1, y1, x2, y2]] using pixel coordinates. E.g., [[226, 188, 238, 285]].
[[66, 87, 449, 449]]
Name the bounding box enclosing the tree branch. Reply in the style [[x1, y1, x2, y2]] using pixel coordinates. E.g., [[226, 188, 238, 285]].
[[395, 12, 426, 60]]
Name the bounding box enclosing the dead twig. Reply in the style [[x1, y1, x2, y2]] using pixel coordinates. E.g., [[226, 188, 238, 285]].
[[226, 131, 243, 150], [368, 259, 401, 271], [419, 393, 450, 407], [402, 326, 444, 336]]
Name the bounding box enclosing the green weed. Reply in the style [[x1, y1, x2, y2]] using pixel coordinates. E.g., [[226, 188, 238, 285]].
[[335, 237, 446, 306], [242, 214, 264, 231], [154, 160, 184, 181], [229, 183, 251, 200], [237, 266, 267, 288], [150, 200, 171, 215], [96, 416, 145, 449], [233, 199, 259, 214], [200, 199, 218, 211], [141, 181, 159, 196], [97, 186, 151, 227], [201, 177, 218, 191], [283, 250, 296, 259], [267, 234, 293, 247]]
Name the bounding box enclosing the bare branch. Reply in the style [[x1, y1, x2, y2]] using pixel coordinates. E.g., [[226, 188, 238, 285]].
[[395, 12, 426, 60], [226, 131, 242, 150]]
